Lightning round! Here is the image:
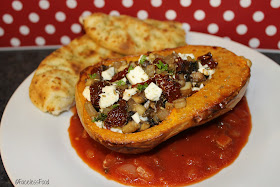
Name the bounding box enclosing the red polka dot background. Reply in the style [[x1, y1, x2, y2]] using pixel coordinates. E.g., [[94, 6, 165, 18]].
[[0, 0, 279, 50]]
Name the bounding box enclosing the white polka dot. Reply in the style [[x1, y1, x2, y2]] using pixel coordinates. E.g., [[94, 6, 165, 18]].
[[81, 10, 92, 17], [122, 0, 133, 8], [19, 25, 30, 35], [240, 0, 251, 8], [265, 25, 277, 36], [2, 14, 13, 24], [194, 10, 205, 21], [182, 23, 191, 32], [210, 0, 221, 7], [151, 0, 162, 7], [45, 24, 55, 34], [71, 23, 82, 34], [35, 36, 46, 46], [10, 37, 20, 47], [61, 36, 71, 45], [278, 41, 280, 49], [94, 0, 105, 8], [137, 10, 148, 20], [29, 12, 40, 23], [180, 0, 191, 7], [165, 10, 177, 20], [223, 36, 231, 41], [12, 1, 23, 11], [0, 27, 4, 36], [249, 38, 260, 48], [236, 24, 248, 35], [223, 10, 235, 21], [253, 11, 264, 22], [39, 0, 50, 10], [271, 0, 280, 8], [55, 11, 66, 22], [66, 0, 77, 9], [207, 23, 219, 34], [109, 10, 120, 16]]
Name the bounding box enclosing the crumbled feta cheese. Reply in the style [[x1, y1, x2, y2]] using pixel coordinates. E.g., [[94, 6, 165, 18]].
[[82, 86, 91, 101], [110, 127, 123, 133], [178, 53, 195, 60], [198, 62, 215, 78], [99, 85, 119, 109], [132, 112, 148, 123], [94, 121, 104, 128], [131, 112, 140, 123], [192, 83, 204, 91], [139, 116, 148, 121], [126, 66, 149, 85], [120, 77, 127, 83], [132, 112, 141, 124], [94, 121, 123, 133], [123, 88, 138, 101], [102, 67, 115, 80], [144, 82, 162, 101]]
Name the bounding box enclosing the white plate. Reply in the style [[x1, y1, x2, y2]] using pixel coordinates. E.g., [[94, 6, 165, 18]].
[[1, 32, 280, 187]]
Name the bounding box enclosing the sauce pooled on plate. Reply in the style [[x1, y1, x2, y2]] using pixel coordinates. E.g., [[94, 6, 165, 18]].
[[69, 97, 251, 186]]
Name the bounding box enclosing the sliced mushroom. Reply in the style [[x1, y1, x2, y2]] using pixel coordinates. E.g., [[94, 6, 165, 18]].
[[191, 72, 206, 82], [156, 108, 170, 121], [140, 123, 150, 131], [173, 98, 187, 109], [84, 101, 98, 117], [132, 92, 146, 104], [122, 121, 140, 133], [180, 82, 192, 97], [145, 65, 155, 77]]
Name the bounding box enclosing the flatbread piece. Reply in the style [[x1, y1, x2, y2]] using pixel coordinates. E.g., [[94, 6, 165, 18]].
[[29, 35, 122, 115], [83, 13, 186, 55]]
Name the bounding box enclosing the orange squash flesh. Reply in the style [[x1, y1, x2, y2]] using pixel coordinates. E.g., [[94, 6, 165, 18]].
[[75, 45, 251, 154]]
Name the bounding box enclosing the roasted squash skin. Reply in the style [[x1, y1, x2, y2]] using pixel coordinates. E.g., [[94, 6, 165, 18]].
[[75, 45, 251, 154]]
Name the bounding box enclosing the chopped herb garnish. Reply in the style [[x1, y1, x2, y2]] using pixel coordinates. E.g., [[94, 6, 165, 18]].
[[139, 55, 147, 65], [116, 79, 126, 86], [92, 113, 107, 122], [168, 70, 175, 75], [128, 66, 134, 72], [88, 73, 97, 79], [137, 83, 149, 91], [112, 104, 119, 109], [156, 60, 168, 72]]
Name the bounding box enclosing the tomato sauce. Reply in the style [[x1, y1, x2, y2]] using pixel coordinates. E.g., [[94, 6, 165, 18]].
[[69, 97, 252, 186]]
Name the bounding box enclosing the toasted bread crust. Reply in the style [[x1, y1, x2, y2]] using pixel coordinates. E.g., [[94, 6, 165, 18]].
[[29, 35, 122, 115], [83, 13, 186, 55], [75, 45, 251, 153]]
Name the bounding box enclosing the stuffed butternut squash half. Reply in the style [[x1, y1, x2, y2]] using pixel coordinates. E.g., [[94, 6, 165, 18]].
[[75, 45, 251, 154]]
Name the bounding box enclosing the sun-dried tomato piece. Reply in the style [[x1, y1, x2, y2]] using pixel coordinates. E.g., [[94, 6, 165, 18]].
[[110, 67, 128, 82], [90, 81, 106, 109], [154, 74, 181, 102], [175, 57, 187, 74], [197, 52, 218, 69], [104, 100, 128, 128]]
